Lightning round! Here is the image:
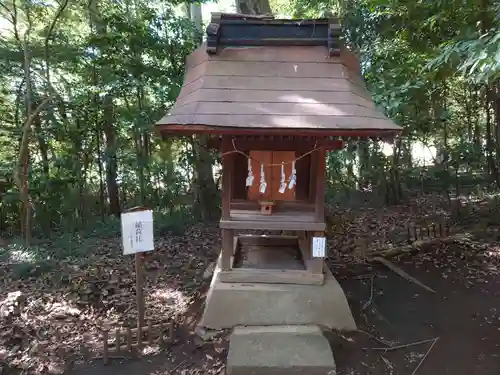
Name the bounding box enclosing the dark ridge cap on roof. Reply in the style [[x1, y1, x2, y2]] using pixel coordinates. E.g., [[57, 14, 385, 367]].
[[205, 12, 342, 56]]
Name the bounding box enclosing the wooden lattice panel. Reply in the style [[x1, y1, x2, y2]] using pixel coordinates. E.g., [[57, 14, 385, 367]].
[[101, 321, 174, 364]]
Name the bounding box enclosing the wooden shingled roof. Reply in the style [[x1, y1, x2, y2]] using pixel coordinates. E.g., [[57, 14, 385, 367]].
[[155, 14, 402, 138]]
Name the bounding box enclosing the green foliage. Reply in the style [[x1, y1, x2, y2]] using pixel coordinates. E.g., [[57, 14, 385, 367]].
[[1, 0, 500, 241], [426, 28, 500, 84], [0, 0, 203, 237]]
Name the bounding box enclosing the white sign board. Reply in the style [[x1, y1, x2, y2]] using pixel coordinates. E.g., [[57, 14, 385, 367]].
[[121, 210, 154, 255], [312, 236, 326, 258]]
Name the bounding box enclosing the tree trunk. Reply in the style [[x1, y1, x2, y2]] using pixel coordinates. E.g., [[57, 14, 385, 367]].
[[19, 30, 33, 245], [494, 83, 500, 182], [357, 140, 370, 189], [192, 136, 219, 220], [188, 3, 219, 220], [236, 0, 272, 14], [95, 112, 105, 219], [89, 0, 120, 217], [136, 86, 148, 206], [34, 106, 49, 176], [388, 137, 403, 204], [103, 94, 120, 216], [484, 89, 499, 187], [473, 87, 481, 149]]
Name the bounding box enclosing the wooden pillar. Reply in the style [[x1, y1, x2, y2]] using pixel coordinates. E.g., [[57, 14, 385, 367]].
[[221, 136, 234, 270], [309, 148, 318, 203], [314, 147, 326, 221], [309, 231, 324, 275], [221, 136, 233, 219], [312, 148, 326, 280], [298, 231, 324, 281], [221, 229, 234, 271]]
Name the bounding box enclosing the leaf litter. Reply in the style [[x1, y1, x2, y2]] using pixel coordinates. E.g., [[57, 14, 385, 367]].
[[1, 195, 500, 374], [0, 223, 226, 374]]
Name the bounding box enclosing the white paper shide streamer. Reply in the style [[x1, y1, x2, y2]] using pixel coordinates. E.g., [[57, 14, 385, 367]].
[[259, 164, 267, 193], [245, 158, 254, 187], [288, 161, 296, 190], [279, 162, 287, 193]]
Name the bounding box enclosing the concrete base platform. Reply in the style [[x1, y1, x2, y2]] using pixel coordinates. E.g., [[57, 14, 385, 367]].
[[226, 325, 336, 375], [198, 256, 356, 331]]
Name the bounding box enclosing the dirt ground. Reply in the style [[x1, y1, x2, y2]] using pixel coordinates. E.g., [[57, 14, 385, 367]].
[[67, 237, 500, 375], [332, 247, 500, 375]]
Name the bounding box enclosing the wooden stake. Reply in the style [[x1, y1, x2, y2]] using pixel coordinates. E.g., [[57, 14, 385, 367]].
[[135, 252, 144, 355], [115, 329, 121, 353], [103, 330, 109, 365], [126, 328, 133, 351], [81, 334, 90, 360], [166, 321, 174, 343], [158, 330, 164, 346], [123, 205, 148, 351], [147, 320, 153, 345], [135, 253, 145, 329]]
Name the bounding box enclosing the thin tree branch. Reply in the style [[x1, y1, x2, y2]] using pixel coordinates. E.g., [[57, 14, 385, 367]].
[[411, 337, 439, 375], [44, 0, 70, 86], [366, 337, 438, 352], [13, 96, 53, 189]]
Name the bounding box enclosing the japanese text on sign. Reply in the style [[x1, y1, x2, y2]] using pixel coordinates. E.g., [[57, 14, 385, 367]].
[[121, 210, 154, 255], [312, 236, 326, 258]]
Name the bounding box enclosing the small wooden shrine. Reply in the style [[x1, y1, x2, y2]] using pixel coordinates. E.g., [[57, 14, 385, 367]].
[[156, 14, 401, 290]]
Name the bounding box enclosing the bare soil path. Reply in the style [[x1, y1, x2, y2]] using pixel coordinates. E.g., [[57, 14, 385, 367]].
[[333, 242, 500, 375]]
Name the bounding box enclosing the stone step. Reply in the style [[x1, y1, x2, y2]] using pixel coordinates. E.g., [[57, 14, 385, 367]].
[[199, 260, 356, 331], [226, 325, 336, 375]]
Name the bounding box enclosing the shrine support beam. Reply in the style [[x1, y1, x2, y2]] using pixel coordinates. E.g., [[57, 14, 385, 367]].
[[221, 136, 234, 271], [314, 147, 326, 222]]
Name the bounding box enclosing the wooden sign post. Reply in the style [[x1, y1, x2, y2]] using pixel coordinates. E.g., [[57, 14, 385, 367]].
[[98, 208, 173, 364], [120, 206, 154, 351]]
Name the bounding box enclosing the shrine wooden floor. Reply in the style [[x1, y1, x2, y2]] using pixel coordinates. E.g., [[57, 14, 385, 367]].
[[220, 209, 325, 231], [234, 238, 306, 271]]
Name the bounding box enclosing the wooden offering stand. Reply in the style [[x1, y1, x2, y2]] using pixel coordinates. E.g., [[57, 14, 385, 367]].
[[259, 200, 275, 215]]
